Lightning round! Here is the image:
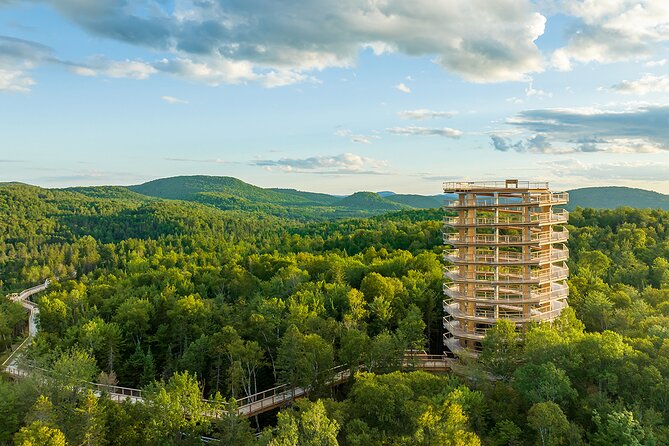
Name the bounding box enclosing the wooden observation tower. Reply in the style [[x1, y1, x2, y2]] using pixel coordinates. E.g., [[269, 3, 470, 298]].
[[442, 180, 569, 355]]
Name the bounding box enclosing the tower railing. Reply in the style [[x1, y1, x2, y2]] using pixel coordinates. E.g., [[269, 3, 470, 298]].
[[442, 283, 569, 304], [443, 304, 567, 325], [443, 264, 569, 284], [443, 230, 569, 245], [443, 210, 569, 226], [443, 247, 569, 264], [443, 181, 549, 190], [444, 192, 569, 208]]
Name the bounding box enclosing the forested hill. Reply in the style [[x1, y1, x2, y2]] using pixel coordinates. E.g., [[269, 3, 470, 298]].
[[129, 175, 337, 206], [566, 186, 669, 211], [6, 176, 663, 219], [103, 175, 669, 214], [86, 175, 444, 219], [4, 178, 669, 443], [335, 191, 409, 211]]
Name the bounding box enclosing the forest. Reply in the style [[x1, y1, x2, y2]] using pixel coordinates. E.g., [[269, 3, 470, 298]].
[[1, 181, 669, 445]]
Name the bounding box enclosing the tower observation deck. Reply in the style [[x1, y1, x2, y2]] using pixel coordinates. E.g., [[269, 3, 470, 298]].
[[442, 180, 569, 355]]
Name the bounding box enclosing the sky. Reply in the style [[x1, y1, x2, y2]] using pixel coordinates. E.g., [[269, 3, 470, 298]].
[[1, 0, 669, 195]]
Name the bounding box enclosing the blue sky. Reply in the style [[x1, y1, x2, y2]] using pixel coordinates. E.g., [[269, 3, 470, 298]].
[[1, 0, 669, 194]]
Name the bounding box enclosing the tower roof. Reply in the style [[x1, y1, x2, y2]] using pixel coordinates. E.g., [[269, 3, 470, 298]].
[[443, 179, 550, 193]]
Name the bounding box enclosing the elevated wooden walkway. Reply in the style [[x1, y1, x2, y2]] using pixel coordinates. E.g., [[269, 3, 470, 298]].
[[4, 282, 453, 419]]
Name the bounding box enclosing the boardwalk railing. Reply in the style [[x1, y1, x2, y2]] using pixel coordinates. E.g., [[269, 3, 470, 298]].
[[4, 282, 453, 419], [6, 351, 452, 419], [2, 280, 49, 371], [93, 383, 144, 402], [402, 353, 452, 372], [1, 335, 31, 370], [233, 364, 350, 418]]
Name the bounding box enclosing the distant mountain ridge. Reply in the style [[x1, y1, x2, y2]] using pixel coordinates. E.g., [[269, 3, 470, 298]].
[[15, 176, 667, 219], [386, 194, 445, 209], [565, 186, 669, 211], [337, 192, 408, 211]]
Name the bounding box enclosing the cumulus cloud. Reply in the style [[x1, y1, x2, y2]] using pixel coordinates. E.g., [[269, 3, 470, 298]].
[[0, 35, 53, 92], [0, 69, 34, 92], [153, 57, 256, 85], [251, 153, 389, 174], [610, 74, 669, 95], [35, 0, 546, 84], [492, 105, 669, 153], [395, 83, 411, 93], [551, 1, 669, 68], [387, 126, 463, 138], [397, 109, 456, 120]]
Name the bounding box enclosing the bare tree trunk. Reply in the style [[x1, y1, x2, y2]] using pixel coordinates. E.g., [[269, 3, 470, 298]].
[[262, 332, 277, 379]]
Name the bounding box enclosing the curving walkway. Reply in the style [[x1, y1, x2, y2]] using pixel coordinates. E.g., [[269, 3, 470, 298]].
[[2, 280, 49, 375], [3, 282, 452, 419]]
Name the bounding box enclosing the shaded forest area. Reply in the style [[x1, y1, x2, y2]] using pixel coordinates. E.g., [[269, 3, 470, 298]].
[[1, 183, 669, 445]]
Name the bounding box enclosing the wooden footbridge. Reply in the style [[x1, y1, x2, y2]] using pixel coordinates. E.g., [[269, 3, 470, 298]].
[[3, 281, 452, 419]]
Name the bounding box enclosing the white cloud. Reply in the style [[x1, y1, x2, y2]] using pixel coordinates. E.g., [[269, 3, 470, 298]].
[[334, 128, 380, 144], [71, 66, 96, 77], [38, 0, 548, 84], [551, 1, 669, 68], [69, 57, 157, 79], [0, 37, 168, 88], [73, 55, 315, 87], [395, 83, 411, 93], [646, 58, 667, 67], [387, 126, 463, 138], [0, 36, 52, 92], [397, 109, 456, 120], [154, 57, 256, 85], [550, 48, 572, 71], [525, 81, 551, 98], [350, 136, 371, 144], [251, 153, 389, 174], [493, 104, 669, 153], [542, 159, 669, 182], [262, 70, 312, 88], [610, 74, 669, 95], [161, 95, 188, 104], [99, 59, 157, 79], [19, 1, 669, 90], [0, 68, 35, 92]]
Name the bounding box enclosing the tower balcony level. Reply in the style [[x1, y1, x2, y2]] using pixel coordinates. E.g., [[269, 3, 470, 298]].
[[444, 192, 569, 209], [443, 230, 569, 246], [442, 281, 569, 305], [443, 264, 569, 285], [443, 209, 569, 227], [443, 246, 569, 265]]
